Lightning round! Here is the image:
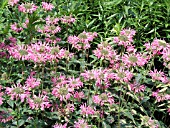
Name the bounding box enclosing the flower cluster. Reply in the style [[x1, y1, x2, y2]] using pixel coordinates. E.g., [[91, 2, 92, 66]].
[[8, 0, 20, 6], [28, 94, 51, 110], [68, 31, 97, 50], [93, 92, 114, 106], [129, 81, 146, 93], [93, 42, 118, 61], [81, 69, 113, 89], [10, 22, 23, 33], [60, 15, 76, 24], [113, 28, 136, 47], [25, 76, 41, 89], [6, 83, 30, 102], [42, 2, 54, 11], [122, 52, 149, 67], [152, 90, 170, 102], [144, 39, 169, 55], [18, 3, 38, 13], [149, 69, 169, 83], [8, 42, 73, 63], [74, 119, 89, 128], [80, 103, 96, 116]]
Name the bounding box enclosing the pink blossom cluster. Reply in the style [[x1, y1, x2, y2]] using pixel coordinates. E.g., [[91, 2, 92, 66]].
[[0, 37, 17, 58], [10, 22, 23, 33], [80, 103, 96, 116], [22, 19, 29, 28], [162, 47, 170, 69], [93, 42, 118, 61], [53, 123, 67, 128], [122, 52, 149, 67], [61, 15, 76, 24], [25, 76, 41, 89], [8, 0, 20, 6], [52, 75, 84, 101], [144, 39, 169, 55], [113, 28, 136, 47], [28, 94, 51, 110], [93, 92, 114, 106], [45, 16, 60, 25], [8, 42, 73, 63], [6, 83, 30, 102], [52, 84, 74, 101], [68, 31, 97, 50], [113, 68, 133, 82], [18, 3, 38, 13], [152, 90, 170, 102], [81, 69, 113, 89], [149, 69, 169, 83], [129, 81, 146, 93], [45, 37, 61, 44], [42, 2, 54, 11], [38, 25, 61, 35], [74, 119, 90, 128], [0, 111, 13, 123]]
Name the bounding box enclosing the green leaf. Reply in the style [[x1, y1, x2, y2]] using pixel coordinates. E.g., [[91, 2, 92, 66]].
[[123, 111, 136, 125], [7, 100, 14, 108]]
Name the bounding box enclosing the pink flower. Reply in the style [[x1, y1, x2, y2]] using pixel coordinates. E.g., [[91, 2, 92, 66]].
[[25, 76, 41, 89], [129, 82, 146, 93], [68, 31, 97, 50], [144, 39, 168, 56], [74, 119, 90, 128], [113, 28, 136, 47], [6, 83, 30, 102], [66, 103, 75, 113], [53, 123, 67, 128], [0, 111, 13, 123], [149, 69, 168, 83], [80, 103, 96, 116], [93, 92, 114, 106], [45, 16, 59, 25], [60, 15, 76, 24], [52, 84, 73, 101], [113, 68, 133, 82], [18, 3, 38, 13], [22, 18, 29, 28], [93, 42, 118, 62], [68, 77, 83, 89], [28, 94, 51, 110], [10, 22, 23, 32], [122, 52, 149, 67], [74, 91, 85, 101], [42, 2, 54, 11], [8, 0, 19, 6]]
